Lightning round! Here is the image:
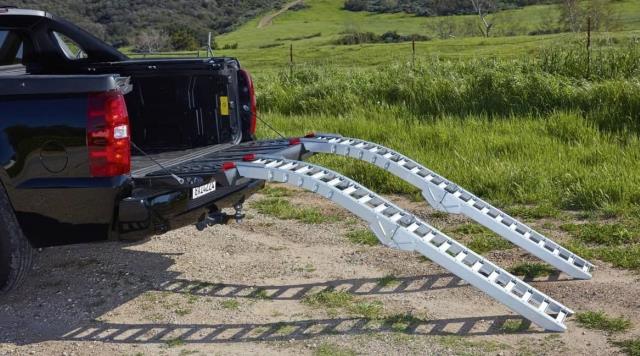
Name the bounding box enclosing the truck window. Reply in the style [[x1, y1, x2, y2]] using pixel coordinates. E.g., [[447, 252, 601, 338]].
[[0, 30, 24, 65], [52, 31, 87, 60]]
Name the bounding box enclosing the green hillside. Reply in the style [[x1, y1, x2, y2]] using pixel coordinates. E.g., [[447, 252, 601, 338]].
[[211, 0, 640, 70]]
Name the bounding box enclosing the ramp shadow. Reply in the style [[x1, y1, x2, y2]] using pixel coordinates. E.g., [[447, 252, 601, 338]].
[[0, 241, 562, 346]]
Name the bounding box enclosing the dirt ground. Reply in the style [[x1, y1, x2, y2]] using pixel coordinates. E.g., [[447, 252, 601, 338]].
[[1, 185, 639, 355], [257, 0, 303, 28]]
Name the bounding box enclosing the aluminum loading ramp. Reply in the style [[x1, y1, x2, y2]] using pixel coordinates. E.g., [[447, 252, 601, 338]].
[[231, 157, 574, 332], [299, 134, 593, 280]]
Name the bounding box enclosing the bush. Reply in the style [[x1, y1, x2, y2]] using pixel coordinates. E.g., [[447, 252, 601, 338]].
[[334, 31, 379, 45], [335, 31, 430, 45], [258, 43, 284, 49], [169, 28, 199, 51], [276, 33, 322, 41], [289, 1, 309, 11]]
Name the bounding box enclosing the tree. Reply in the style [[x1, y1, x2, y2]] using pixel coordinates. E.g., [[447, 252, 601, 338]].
[[428, 17, 457, 40], [560, 0, 584, 32], [560, 0, 617, 33], [587, 0, 617, 32], [169, 28, 199, 51], [343, 0, 368, 11], [132, 30, 169, 53], [470, 0, 496, 37]]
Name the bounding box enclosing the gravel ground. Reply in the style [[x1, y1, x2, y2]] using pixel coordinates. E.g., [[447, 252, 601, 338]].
[[1, 185, 638, 355]]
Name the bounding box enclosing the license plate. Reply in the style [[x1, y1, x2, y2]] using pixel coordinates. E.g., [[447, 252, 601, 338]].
[[192, 180, 217, 199]]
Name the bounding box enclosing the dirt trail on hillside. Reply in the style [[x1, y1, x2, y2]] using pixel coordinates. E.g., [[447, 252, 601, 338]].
[[258, 0, 304, 28], [0, 185, 638, 355]]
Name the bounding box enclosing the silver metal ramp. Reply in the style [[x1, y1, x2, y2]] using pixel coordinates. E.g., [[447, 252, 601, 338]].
[[233, 157, 573, 332], [298, 135, 593, 280]]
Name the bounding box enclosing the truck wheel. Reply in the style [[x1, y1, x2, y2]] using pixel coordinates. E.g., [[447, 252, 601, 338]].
[[0, 186, 33, 295]]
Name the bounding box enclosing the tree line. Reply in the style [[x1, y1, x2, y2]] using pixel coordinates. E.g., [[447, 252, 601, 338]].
[[344, 0, 620, 39], [343, 0, 557, 16], [8, 0, 283, 48]]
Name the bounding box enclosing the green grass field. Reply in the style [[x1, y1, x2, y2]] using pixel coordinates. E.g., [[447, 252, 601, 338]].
[[125, 0, 640, 69], [210, 0, 640, 69]]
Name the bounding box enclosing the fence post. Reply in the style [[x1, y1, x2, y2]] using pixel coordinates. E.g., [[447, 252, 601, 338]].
[[412, 39, 416, 68], [289, 44, 294, 76], [207, 32, 213, 57], [586, 16, 591, 78]]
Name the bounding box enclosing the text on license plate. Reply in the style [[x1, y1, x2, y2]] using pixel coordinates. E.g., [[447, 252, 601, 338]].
[[192, 181, 217, 199]]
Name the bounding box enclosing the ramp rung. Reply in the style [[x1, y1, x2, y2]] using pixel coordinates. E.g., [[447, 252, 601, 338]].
[[374, 204, 388, 213], [438, 241, 451, 252], [280, 162, 297, 170], [455, 252, 467, 262], [311, 171, 326, 179], [556, 311, 567, 323], [505, 281, 516, 292], [539, 300, 549, 312], [265, 160, 282, 168], [343, 186, 357, 195], [294, 166, 311, 174], [407, 223, 420, 233], [471, 261, 483, 272], [301, 136, 594, 280]]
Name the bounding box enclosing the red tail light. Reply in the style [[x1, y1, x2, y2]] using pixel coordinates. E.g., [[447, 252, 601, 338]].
[[242, 154, 257, 162], [87, 91, 131, 177], [222, 162, 237, 171], [239, 69, 257, 135]]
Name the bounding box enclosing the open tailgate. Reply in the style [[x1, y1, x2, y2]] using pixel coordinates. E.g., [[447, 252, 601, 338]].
[[119, 139, 310, 238]]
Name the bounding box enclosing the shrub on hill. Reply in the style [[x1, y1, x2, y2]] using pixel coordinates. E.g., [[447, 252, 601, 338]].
[[335, 31, 431, 45]]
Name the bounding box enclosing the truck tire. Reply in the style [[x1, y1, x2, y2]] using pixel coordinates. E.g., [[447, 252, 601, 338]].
[[0, 186, 33, 295]]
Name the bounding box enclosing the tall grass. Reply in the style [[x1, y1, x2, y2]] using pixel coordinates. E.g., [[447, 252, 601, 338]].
[[256, 45, 640, 133], [257, 111, 640, 213], [539, 42, 640, 80]]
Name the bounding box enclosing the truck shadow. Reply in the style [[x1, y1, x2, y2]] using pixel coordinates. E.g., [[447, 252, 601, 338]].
[[0, 242, 568, 345]]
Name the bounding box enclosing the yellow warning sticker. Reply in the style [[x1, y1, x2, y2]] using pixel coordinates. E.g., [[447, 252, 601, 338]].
[[219, 96, 229, 116]]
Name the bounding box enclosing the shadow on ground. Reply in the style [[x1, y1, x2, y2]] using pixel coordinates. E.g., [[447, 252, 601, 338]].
[[0, 241, 568, 345], [59, 315, 535, 344]]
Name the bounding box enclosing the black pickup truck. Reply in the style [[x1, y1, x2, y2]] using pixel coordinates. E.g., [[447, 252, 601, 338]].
[[0, 8, 308, 293]]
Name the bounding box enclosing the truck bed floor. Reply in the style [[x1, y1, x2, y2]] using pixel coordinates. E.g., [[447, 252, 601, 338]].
[[131, 139, 298, 178]]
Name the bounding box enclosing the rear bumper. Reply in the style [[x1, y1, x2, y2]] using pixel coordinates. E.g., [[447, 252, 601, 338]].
[[117, 178, 264, 241], [117, 137, 320, 241]]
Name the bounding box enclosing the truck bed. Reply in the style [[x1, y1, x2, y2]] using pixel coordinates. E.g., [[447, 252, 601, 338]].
[[0, 64, 26, 76], [131, 139, 306, 179]]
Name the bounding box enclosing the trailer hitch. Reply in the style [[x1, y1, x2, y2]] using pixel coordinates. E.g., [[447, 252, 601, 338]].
[[195, 203, 245, 231]]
